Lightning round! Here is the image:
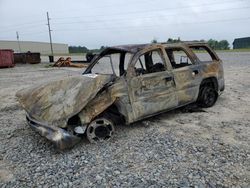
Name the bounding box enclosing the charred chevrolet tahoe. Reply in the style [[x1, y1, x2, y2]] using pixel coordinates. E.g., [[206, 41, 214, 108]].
[[16, 42, 225, 149]]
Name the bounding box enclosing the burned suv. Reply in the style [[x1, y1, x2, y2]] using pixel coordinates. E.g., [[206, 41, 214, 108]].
[[17, 42, 224, 149]]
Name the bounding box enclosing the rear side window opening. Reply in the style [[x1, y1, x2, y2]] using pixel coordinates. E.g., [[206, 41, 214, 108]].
[[189, 46, 219, 63], [165, 48, 193, 69]]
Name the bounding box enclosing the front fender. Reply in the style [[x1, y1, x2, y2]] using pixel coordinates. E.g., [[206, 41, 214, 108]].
[[78, 88, 116, 124], [78, 77, 128, 124]]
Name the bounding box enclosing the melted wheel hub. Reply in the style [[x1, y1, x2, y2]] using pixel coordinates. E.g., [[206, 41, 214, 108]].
[[86, 118, 115, 143]]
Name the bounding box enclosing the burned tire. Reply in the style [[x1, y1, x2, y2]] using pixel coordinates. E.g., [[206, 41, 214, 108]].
[[86, 117, 115, 143], [198, 86, 218, 108]]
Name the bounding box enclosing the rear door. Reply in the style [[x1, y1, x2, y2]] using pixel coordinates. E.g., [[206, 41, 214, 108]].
[[127, 47, 177, 121], [165, 47, 202, 106]]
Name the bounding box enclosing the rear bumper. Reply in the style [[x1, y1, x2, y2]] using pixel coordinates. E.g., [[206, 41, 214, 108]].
[[218, 77, 225, 94], [26, 114, 81, 149]]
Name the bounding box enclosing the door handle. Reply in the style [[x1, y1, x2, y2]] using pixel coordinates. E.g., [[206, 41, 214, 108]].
[[164, 76, 173, 82]]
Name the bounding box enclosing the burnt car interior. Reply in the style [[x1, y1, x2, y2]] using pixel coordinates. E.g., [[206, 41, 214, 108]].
[[134, 50, 166, 76], [165, 48, 193, 69]]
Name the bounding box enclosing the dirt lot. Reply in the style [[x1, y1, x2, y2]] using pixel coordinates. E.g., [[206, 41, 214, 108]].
[[0, 52, 250, 187]]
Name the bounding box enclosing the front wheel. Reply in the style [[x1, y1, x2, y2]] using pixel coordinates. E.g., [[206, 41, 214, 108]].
[[197, 86, 218, 108], [86, 117, 115, 143]]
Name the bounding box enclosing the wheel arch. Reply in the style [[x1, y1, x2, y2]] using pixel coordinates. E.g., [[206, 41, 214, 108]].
[[74, 98, 126, 127], [65, 101, 121, 135], [200, 77, 219, 92], [97, 104, 126, 125]]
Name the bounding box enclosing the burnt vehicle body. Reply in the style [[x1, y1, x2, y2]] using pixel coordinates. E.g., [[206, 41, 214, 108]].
[[17, 42, 224, 149]]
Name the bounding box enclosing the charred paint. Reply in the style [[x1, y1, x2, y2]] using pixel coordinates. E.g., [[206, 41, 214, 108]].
[[16, 42, 224, 149]]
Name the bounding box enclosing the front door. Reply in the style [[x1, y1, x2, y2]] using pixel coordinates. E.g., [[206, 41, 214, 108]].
[[127, 48, 177, 121]]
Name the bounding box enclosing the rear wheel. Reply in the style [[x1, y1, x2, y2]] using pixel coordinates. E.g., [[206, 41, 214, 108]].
[[86, 117, 115, 143], [198, 86, 218, 108]]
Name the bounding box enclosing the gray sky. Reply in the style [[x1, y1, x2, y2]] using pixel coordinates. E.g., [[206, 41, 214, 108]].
[[0, 0, 249, 48]]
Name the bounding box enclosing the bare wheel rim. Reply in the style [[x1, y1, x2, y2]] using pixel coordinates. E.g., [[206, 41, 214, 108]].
[[87, 118, 115, 143]]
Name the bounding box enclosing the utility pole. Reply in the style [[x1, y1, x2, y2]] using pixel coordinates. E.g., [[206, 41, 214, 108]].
[[16, 31, 21, 52], [46, 12, 54, 58]]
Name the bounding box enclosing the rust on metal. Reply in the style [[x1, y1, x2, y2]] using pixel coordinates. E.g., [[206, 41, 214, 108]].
[[53, 57, 88, 68], [16, 42, 225, 149], [14, 52, 41, 64]]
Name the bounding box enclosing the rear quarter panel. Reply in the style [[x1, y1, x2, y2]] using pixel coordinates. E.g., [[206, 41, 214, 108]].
[[200, 59, 225, 92]]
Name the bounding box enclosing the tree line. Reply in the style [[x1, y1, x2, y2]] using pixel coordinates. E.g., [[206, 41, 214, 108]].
[[152, 38, 230, 50], [68, 46, 89, 53], [207, 39, 230, 50], [68, 45, 108, 53]]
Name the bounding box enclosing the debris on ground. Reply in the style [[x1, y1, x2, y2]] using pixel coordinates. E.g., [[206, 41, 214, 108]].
[[0, 51, 250, 187], [53, 57, 88, 68]]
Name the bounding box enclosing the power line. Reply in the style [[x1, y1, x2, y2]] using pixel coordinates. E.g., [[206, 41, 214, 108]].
[[52, 0, 247, 21], [50, 0, 152, 15], [0, 23, 46, 33], [0, 21, 45, 32], [2, 20, 45, 28], [13, 15, 250, 35], [0, 0, 246, 33], [51, 6, 250, 26], [2, 16, 248, 44], [2, 6, 248, 38], [52, 16, 250, 33], [19, 31, 48, 36], [0, 0, 248, 40]]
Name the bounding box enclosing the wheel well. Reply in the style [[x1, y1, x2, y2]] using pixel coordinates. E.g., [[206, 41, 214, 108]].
[[200, 77, 218, 91], [67, 115, 82, 128], [98, 104, 125, 125]]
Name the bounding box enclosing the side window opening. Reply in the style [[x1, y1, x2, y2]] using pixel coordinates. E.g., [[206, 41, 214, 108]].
[[134, 50, 166, 76], [91, 53, 120, 76], [190, 46, 218, 62], [166, 48, 193, 69], [90, 51, 133, 77], [134, 56, 147, 75]]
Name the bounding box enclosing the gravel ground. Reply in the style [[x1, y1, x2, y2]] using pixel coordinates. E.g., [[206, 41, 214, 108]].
[[0, 52, 250, 187]]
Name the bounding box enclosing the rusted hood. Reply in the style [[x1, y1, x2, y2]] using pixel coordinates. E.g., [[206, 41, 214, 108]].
[[16, 74, 114, 127]]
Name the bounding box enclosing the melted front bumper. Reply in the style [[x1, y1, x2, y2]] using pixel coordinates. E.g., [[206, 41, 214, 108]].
[[26, 114, 81, 149]]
